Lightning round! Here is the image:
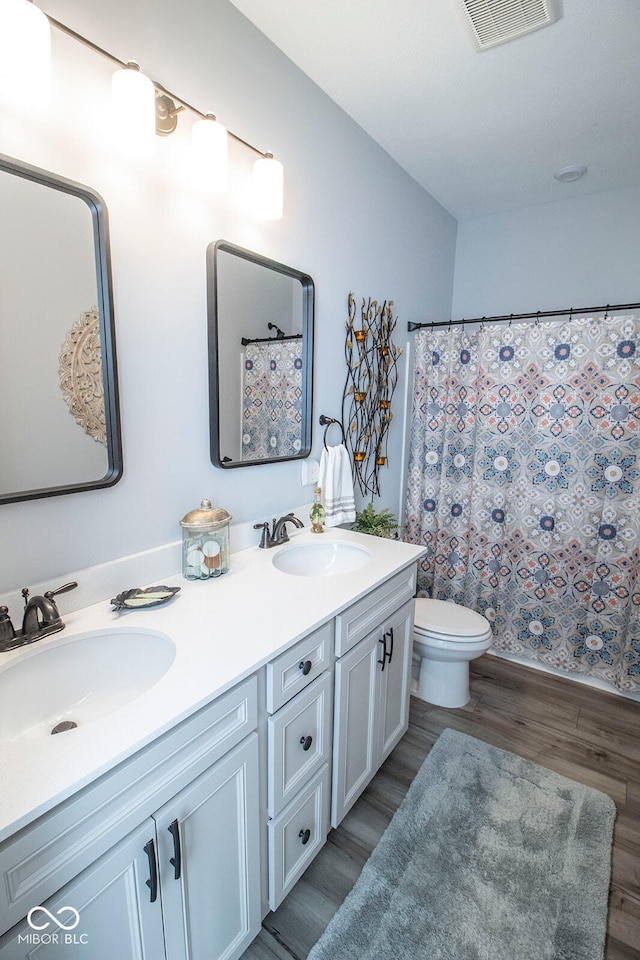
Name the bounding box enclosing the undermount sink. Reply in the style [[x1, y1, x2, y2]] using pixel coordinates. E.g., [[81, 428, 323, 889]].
[[0, 628, 175, 741], [272, 540, 372, 577]]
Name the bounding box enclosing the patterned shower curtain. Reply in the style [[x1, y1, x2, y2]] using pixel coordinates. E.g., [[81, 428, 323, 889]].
[[241, 339, 303, 460], [405, 313, 640, 693]]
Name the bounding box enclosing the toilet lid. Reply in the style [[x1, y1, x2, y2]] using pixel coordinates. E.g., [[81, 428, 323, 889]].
[[414, 598, 491, 640]]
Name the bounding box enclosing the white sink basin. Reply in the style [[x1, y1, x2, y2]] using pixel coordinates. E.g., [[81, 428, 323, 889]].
[[272, 540, 372, 577], [0, 628, 175, 741]]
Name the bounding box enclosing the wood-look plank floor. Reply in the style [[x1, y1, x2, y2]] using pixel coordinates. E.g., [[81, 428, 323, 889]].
[[242, 655, 640, 960]]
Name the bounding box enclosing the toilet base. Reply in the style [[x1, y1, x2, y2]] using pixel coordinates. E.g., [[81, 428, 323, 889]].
[[416, 656, 470, 708]]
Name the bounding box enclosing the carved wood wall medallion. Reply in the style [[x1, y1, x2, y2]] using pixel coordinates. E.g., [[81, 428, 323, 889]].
[[59, 306, 107, 445]]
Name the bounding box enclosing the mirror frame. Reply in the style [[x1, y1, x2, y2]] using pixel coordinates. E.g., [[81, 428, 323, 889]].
[[207, 240, 314, 469], [0, 153, 122, 505]]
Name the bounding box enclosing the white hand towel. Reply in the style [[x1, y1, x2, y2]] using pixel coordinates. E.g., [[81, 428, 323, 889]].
[[318, 444, 356, 527]]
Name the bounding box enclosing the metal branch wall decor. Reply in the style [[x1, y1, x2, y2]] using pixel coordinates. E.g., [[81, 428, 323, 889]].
[[342, 293, 401, 496]]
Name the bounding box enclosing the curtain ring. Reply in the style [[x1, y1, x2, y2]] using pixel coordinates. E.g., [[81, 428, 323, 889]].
[[535, 310, 540, 327], [508, 313, 513, 328], [569, 306, 573, 322], [604, 303, 610, 320]]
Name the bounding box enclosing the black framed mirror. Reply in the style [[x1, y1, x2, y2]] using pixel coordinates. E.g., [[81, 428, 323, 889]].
[[207, 240, 314, 468], [0, 154, 122, 504]]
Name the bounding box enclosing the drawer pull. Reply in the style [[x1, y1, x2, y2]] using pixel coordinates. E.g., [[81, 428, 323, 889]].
[[299, 659, 312, 675], [298, 828, 311, 845], [300, 735, 313, 751], [144, 839, 158, 903], [168, 818, 182, 880]]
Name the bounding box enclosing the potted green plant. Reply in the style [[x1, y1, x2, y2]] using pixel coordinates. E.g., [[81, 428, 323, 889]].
[[351, 502, 398, 539]]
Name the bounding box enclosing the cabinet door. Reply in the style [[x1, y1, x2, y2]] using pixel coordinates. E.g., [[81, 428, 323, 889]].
[[0, 820, 166, 960], [331, 630, 380, 828], [376, 600, 414, 763], [155, 733, 261, 960]]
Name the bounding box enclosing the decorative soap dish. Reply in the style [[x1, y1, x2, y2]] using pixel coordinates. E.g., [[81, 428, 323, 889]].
[[111, 585, 181, 611]]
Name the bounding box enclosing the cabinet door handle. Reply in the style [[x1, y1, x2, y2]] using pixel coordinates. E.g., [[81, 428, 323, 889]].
[[299, 659, 312, 675], [144, 839, 158, 903], [377, 635, 387, 671], [168, 818, 182, 881], [385, 627, 394, 664], [300, 735, 313, 751], [298, 828, 311, 845]]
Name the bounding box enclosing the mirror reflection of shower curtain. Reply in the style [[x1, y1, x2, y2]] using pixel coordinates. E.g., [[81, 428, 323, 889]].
[[405, 313, 640, 694], [241, 339, 303, 461]]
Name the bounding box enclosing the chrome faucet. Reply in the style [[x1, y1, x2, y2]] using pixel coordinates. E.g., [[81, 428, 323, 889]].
[[254, 513, 304, 548], [0, 581, 78, 652]]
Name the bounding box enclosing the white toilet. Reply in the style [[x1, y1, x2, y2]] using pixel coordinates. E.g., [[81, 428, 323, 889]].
[[413, 598, 492, 708]]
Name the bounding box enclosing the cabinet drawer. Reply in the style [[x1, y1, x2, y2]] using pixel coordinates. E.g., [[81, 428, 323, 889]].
[[0, 675, 258, 936], [267, 672, 332, 817], [334, 565, 417, 656], [266, 620, 333, 713], [267, 764, 330, 910]]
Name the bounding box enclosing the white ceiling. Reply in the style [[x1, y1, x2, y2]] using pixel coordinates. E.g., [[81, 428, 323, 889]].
[[227, 0, 640, 220]]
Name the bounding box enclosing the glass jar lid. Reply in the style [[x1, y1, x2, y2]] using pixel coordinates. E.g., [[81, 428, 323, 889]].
[[180, 498, 232, 530]]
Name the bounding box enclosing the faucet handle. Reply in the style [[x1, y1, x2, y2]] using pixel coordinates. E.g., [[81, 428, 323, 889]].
[[0, 606, 16, 645], [43, 581, 78, 601], [253, 522, 270, 549]]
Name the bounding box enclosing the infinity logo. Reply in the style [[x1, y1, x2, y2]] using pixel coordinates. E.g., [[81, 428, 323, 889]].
[[27, 906, 80, 931]]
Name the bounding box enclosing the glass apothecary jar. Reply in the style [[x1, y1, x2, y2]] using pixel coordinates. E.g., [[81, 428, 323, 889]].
[[180, 498, 232, 580]]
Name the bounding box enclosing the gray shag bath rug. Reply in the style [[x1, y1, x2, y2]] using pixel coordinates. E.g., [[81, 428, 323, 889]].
[[309, 729, 616, 960]]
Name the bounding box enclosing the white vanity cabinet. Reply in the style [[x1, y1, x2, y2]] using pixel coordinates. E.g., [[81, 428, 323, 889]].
[[0, 678, 261, 960], [0, 819, 167, 959], [264, 622, 333, 910], [0, 537, 423, 957], [331, 566, 416, 827]]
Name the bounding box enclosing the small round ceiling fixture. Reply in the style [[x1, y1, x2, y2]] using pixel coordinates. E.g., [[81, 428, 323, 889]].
[[554, 164, 588, 183]]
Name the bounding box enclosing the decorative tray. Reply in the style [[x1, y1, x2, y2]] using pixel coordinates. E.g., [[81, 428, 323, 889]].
[[110, 585, 181, 611]]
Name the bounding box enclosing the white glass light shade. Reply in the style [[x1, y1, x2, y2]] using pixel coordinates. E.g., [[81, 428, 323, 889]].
[[253, 154, 284, 220], [192, 116, 228, 193], [111, 64, 156, 158], [0, 0, 51, 109]]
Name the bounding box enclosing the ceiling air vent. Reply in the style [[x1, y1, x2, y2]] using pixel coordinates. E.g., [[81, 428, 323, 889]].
[[458, 0, 559, 50]]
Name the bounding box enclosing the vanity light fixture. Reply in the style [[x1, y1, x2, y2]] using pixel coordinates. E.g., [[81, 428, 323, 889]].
[[0, 0, 51, 108], [192, 114, 228, 193], [253, 153, 284, 221], [0, 3, 284, 217], [111, 62, 156, 159]]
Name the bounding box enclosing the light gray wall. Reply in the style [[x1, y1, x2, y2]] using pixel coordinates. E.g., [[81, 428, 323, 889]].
[[0, 0, 457, 591], [452, 184, 640, 317]]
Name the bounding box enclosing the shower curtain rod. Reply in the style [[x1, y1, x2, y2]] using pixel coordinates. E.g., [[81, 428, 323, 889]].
[[241, 333, 302, 346], [406, 300, 640, 332]]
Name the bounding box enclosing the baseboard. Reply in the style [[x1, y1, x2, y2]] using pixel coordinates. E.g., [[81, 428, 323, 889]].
[[486, 648, 640, 703]]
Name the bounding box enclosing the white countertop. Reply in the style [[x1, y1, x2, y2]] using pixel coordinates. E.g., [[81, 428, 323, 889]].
[[0, 528, 424, 842]]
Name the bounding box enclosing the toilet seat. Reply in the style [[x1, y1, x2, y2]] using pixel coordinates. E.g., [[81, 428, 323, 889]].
[[414, 598, 492, 643]]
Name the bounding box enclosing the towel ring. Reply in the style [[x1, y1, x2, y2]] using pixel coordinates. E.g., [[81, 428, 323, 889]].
[[319, 414, 346, 449]]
